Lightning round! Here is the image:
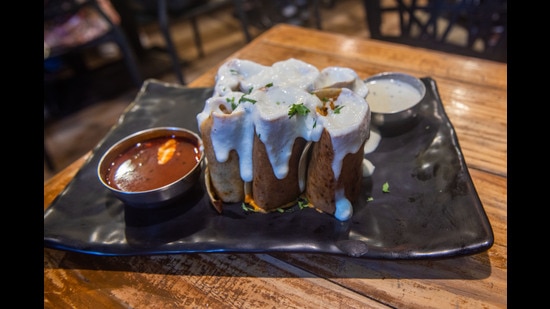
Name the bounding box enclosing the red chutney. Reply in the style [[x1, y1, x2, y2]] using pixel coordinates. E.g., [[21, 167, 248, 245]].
[[104, 136, 201, 192]]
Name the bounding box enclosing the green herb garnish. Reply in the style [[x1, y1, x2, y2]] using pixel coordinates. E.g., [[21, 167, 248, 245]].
[[239, 94, 257, 104], [382, 181, 390, 193], [241, 203, 253, 212], [288, 103, 310, 118], [226, 97, 237, 110], [265, 82, 273, 88], [333, 105, 344, 114], [366, 196, 374, 202]]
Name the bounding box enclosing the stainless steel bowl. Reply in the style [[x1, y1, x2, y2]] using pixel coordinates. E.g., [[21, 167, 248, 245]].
[[365, 72, 426, 136], [97, 127, 204, 209]]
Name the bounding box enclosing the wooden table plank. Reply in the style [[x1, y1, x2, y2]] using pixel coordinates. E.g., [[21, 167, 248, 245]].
[[45, 250, 392, 308]]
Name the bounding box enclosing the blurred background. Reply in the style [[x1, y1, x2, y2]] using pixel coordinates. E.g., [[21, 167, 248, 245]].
[[44, 0, 506, 181]]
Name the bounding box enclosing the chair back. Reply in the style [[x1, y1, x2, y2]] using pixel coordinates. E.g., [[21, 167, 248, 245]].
[[45, 0, 116, 56], [44, 0, 143, 114], [363, 0, 507, 62]]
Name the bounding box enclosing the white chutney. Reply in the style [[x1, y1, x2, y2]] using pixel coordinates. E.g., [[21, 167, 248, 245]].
[[365, 78, 422, 113]]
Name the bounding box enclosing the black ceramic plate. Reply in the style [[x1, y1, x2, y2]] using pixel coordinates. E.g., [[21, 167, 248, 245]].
[[44, 78, 494, 259]]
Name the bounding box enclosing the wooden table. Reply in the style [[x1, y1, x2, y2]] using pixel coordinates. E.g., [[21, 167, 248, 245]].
[[44, 24, 507, 308]]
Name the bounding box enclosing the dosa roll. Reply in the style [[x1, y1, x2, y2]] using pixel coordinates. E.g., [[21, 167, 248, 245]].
[[247, 85, 323, 211], [197, 94, 255, 204], [200, 115, 244, 203], [305, 129, 366, 215], [306, 88, 371, 221], [252, 135, 307, 211]]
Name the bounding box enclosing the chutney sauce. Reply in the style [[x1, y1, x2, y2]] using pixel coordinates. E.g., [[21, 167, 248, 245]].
[[104, 136, 201, 192]]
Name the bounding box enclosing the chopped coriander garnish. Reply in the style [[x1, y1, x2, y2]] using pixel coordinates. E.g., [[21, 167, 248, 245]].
[[276, 208, 284, 213], [226, 97, 237, 110], [247, 87, 253, 94], [288, 103, 310, 118], [239, 94, 257, 104], [229, 69, 238, 75], [313, 118, 317, 128], [241, 203, 257, 212], [366, 196, 374, 202], [333, 105, 344, 114], [265, 82, 273, 88], [382, 181, 390, 193]]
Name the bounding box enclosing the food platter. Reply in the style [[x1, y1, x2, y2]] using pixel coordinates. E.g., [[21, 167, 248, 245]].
[[43, 78, 494, 259]]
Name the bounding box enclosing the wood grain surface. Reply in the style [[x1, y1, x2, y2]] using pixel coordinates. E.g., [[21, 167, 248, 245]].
[[44, 24, 507, 308]]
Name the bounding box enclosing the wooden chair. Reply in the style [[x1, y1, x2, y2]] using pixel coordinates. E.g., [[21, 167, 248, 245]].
[[362, 0, 507, 62], [127, 0, 252, 84], [128, 0, 325, 84], [237, 0, 323, 30], [44, 0, 144, 87]]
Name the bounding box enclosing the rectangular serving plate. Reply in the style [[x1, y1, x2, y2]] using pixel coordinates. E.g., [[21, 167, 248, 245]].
[[43, 78, 493, 259]]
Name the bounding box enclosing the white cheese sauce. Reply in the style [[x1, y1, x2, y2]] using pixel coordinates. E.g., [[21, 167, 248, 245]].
[[314, 66, 369, 98], [361, 128, 380, 178], [213, 59, 268, 96], [363, 128, 381, 154]]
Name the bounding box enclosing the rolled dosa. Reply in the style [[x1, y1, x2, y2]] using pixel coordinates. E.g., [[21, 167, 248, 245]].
[[197, 93, 255, 205], [200, 115, 244, 203], [306, 88, 371, 221], [305, 129, 366, 217], [252, 135, 307, 211], [246, 84, 322, 212]]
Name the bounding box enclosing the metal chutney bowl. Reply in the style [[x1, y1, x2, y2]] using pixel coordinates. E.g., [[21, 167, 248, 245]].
[[364, 72, 426, 136], [97, 127, 205, 209]]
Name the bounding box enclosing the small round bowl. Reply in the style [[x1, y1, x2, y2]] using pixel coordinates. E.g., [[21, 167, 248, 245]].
[[365, 72, 426, 136], [97, 127, 204, 209]]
